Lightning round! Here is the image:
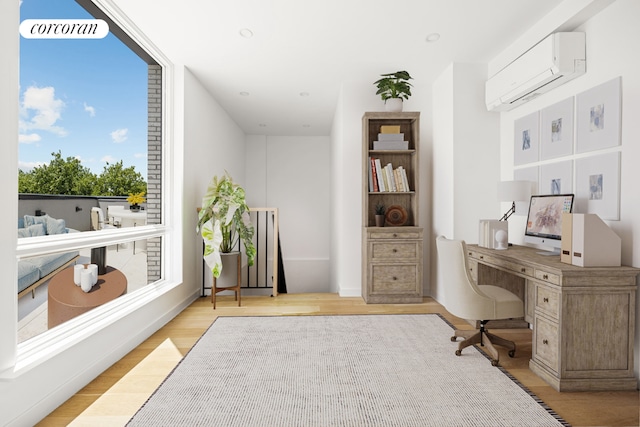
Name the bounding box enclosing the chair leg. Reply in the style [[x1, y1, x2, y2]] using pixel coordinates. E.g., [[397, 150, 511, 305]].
[[451, 325, 517, 366]]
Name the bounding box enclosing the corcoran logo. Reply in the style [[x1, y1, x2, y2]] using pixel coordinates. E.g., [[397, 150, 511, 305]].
[[20, 19, 109, 39]]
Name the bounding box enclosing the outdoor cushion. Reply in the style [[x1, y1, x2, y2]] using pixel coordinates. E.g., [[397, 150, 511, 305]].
[[18, 261, 40, 294], [31, 251, 79, 278]]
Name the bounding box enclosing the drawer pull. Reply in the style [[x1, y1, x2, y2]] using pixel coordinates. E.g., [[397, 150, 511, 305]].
[[392, 276, 397, 281], [521, 268, 526, 273], [543, 297, 549, 303], [393, 233, 398, 238], [392, 249, 397, 253], [479, 255, 484, 260], [468, 252, 472, 256], [542, 339, 549, 345], [542, 274, 549, 280]]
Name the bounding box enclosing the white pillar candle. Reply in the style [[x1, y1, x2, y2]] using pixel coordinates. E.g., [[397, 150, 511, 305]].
[[88, 264, 98, 285], [81, 270, 93, 292], [73, 264, 85, 286]]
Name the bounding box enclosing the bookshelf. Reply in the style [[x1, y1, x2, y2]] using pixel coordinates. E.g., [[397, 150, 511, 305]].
[[362, 112, 423, 303]]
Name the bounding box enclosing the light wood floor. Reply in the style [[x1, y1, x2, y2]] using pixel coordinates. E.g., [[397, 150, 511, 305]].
[[38, 294, 639, 427]]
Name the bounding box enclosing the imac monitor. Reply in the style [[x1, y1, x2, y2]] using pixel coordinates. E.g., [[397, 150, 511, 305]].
[[524, 194, 574, 255]]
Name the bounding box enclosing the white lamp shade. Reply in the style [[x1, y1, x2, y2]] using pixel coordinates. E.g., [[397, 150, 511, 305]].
[[497, 180, 532, 202]]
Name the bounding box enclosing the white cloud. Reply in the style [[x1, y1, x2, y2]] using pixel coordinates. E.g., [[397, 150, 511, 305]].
[[133, 152, 146, 158], [19, 133, 41, 144], [18, 160, 45, 172], [110, 128, 128, 143], [20, 86, 67, 136], [101, 155, 117, 164], [84, 102, 96, 117]]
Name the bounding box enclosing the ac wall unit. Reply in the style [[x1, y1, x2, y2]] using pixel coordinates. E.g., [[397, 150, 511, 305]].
[[486, 32, 586, 112]]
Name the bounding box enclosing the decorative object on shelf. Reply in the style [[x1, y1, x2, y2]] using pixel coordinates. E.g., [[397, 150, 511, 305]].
[[373, 70, 413, 112], [197, 171, 256, 278], [127, 191, 146, 211], [385, 205, 408, 226], [374, 203, 386, 227]]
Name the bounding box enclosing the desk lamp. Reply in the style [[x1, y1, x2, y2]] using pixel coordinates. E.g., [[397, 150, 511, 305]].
[[495, 180, 531, 249], [497, 180, 532, 221]]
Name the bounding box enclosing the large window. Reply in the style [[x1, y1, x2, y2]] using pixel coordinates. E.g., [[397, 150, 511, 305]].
[[17, 0, 165, 342]]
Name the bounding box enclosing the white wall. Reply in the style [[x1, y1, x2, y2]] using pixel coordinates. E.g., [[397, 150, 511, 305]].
[[430, 63, 501, 302], [495, 0, 640, 384], [245, 135, 332, 293]]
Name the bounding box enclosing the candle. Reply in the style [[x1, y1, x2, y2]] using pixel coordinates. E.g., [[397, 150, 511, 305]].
[[73, 264, 85, 286], [80, 270, 93, 292], [88, 264, 98, 285]]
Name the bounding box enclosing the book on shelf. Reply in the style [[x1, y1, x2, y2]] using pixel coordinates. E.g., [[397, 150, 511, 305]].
[[377, 133, 404, 141], [373, 140, 409, 150], [380, 125, 401, 134], [369, 158, 411, 193]]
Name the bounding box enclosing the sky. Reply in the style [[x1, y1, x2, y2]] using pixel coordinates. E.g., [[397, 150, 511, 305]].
[[19, 0, 148, 177]]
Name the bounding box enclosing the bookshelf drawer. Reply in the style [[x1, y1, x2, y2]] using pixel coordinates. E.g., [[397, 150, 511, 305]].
[[370, 264, 420, 294], [370, 241, 420, 260], [368, 230, 422, 240]]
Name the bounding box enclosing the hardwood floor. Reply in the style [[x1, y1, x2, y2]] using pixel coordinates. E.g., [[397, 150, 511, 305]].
[[37, 294, 639, 427]]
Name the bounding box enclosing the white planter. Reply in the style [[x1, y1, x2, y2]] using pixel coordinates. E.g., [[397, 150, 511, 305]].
[[385, 98, 403, 112], [216, 252, 240, 288]]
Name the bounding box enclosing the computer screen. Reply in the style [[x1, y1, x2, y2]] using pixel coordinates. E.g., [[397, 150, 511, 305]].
[[524, 194, 574, 253]]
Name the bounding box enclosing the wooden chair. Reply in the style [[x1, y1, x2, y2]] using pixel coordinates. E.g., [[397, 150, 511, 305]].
[[212, 253, 241, 309], [436, 235, 524, 366]]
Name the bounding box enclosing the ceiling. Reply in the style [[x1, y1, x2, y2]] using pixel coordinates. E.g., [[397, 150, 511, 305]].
[[108, 0, 562, 136]]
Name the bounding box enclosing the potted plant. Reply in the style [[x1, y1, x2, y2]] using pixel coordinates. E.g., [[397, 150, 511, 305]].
[[373, 70, 413, 112], [375, 203, 386, 227], [127, 191, 146, 211], [196, 172, 256, 279]]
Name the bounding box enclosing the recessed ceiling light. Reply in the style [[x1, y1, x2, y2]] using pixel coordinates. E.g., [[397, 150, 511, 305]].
[[300, 92, 310, 97], [239, 28, 254, 38], [239, 91, 250, 96], [426, 33, 441, 43]]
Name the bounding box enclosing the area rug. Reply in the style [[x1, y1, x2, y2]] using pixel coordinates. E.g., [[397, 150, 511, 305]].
[[128, 314, 568, 427]]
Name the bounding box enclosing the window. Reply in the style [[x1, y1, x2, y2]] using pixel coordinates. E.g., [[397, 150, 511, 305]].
[[16, 0, 167, 343]]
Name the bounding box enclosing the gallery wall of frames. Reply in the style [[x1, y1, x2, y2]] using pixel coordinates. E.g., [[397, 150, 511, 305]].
[[513, 76, 622, 220]]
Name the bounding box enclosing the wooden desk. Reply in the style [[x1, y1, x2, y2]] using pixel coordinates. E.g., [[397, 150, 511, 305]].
[[466, 244, 639, 391], [48, 265, 127, 328]]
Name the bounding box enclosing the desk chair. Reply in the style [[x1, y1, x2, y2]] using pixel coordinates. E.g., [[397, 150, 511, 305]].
[[436, 235, 524, 366]]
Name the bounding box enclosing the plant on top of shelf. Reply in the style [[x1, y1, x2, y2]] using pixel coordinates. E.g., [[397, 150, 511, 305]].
[[196, 171, 256, 278], [374, 70, 413, 110]]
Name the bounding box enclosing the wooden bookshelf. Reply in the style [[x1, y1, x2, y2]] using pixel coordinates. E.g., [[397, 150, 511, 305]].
[[362, 112, 423, 303]]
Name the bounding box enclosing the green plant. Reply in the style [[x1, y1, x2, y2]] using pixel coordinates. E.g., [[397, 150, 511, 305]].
[[196, 172, 256, 278], [375, 203, 386, 215], [374, 70, 413, 101]]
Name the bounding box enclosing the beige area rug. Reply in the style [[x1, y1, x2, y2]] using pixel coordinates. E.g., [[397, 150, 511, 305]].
[[128, 314, 568, 427]]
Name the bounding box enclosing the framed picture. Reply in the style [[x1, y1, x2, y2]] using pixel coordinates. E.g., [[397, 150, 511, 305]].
[[540, 97, 574, 160], [575, 152, 620, 220], [576, 77, 621, 153], [540, 161, 572, 195], [514, 111, 539, 165]]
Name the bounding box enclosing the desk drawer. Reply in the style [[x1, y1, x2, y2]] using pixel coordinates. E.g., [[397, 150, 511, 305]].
[[370, 241, 420, 261], [535, 269, 560, 285], [534, 316, 560, 374], [535, 284, 560, 318]]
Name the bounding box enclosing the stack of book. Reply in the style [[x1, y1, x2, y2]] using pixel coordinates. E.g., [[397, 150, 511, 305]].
[[368, 157, 410, 192], [372, 125, 409, 150]]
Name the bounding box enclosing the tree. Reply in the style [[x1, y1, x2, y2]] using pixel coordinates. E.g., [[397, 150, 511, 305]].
[[21, 151, 96, 195], [93, 160, 147, 196], [18, 151, 147, 197]]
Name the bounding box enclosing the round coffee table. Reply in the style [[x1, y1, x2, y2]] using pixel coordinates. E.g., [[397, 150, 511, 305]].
[[48, 265, 127, 328]]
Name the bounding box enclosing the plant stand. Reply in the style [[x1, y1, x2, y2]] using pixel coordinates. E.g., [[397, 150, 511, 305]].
[[212, 252, 241, 309]]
